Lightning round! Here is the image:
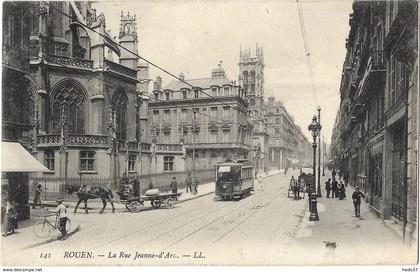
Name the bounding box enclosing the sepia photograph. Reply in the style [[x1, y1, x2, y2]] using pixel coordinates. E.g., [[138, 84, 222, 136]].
[[0, 0, 418, 269]]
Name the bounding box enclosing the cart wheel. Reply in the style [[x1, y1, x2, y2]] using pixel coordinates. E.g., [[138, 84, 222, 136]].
[[151, 200, 161, 208], [165, 198, 175, 209], [128, 200, 142, 213]]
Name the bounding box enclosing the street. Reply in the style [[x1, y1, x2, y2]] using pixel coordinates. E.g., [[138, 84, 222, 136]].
[[2, 170, 416, 266]]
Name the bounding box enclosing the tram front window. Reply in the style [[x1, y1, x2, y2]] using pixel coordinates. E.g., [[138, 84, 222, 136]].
[[217, 167, 240, 182]]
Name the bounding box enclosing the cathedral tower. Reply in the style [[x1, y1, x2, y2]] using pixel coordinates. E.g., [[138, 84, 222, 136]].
[[238, 44, 264, 117]]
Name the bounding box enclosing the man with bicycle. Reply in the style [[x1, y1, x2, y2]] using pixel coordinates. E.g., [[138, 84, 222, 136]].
[[53, 198, 68, 240]]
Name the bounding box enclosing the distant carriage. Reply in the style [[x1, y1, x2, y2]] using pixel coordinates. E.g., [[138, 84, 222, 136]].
[[288, 176, 307, 200], [215, 160, 254, 200]]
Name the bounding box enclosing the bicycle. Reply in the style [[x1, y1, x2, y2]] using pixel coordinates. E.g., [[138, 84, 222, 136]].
[[33, 211, 71, 238]]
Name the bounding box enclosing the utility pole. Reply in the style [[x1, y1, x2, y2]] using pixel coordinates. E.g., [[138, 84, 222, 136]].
[[59, 107, 68, 195], [322, 136, 325, 176], [192, 109, 197, 177], [317, 106, 322, 197]]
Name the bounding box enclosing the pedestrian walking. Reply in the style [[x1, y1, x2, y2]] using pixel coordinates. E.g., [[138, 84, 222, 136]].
[[185, 173, 192, 194], [170, 177, 177, 194], [338, 181, 346, 200], [325, 178, 332, 198], [352, 186, 366, 218], [32, 184, 43, 209], [2, 201, 17, 237], [331, 179, 338, 198], [344, 171, 349, 187], [290, 176, 299, 199], [54, 198, 68, 240], [193, 176, 199, 195]]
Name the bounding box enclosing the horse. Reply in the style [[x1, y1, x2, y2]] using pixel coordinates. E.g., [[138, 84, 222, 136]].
[[65, 183, 115, 214]]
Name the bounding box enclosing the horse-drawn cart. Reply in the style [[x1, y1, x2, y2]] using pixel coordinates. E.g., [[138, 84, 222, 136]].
[[65, 181, 182, 214], [121, 191, 182, 213]]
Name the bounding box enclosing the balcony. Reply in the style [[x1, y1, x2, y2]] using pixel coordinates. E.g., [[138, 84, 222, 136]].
[[356, 50, 386, 98], [45, 55, 93, 70], [37, 134, 108, 147], [104, 60, 137, 80]]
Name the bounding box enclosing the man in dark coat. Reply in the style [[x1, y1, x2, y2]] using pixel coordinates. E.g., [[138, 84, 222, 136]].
[[352, 186, 365, 218], [338, 181, 346, 200], [170, 177, 177, 194], [32, 184, 43, 209], [185, 173, 192, 194], [331, 179, 338, 198], [344, 171, 349, 187], [193, 176, 199, 195], [325, 178, 332, 198]]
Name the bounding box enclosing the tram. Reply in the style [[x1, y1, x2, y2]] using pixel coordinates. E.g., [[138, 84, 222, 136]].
[[215, 159, 254, 200]]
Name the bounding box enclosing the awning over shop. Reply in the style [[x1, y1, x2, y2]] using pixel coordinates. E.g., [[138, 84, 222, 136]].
[[218, 166, 231, 173], [1, 142, 52, 172]]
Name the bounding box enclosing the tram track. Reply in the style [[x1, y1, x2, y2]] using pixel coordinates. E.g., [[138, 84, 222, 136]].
[[162, 187, 286, 251], [89, 175, 281, 250], [115, 186, 275, 251]]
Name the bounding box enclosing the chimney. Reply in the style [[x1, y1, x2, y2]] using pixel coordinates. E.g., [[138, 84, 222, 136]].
[[157, 76, 162, 90], [154, 76, 162, 92]]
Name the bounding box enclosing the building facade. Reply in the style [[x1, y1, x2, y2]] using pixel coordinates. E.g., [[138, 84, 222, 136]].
[[239, 45, 269, 172], [264, 97, 311, 170], [331, 0, 418, 242], [148, 64, 253, 173], [2, 1, 33, 219], [3, 2, 158, 190]]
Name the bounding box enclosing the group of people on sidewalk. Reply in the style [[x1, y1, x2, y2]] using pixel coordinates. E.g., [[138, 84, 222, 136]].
[[325, 168, 366, 218], [168, 173, 199, 195], [324, 178, 346, 200]]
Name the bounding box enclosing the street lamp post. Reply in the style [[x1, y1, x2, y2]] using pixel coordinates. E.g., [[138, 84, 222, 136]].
[[322, 136, 326, 176], [308, 115, 320, 221], [317, 106, 322, 197]]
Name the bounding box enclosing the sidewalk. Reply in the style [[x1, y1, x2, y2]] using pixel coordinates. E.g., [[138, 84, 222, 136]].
[[291, 172, 417, 265]]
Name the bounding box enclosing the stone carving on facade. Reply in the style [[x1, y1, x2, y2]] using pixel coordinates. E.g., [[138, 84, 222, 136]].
[[46, 55, 93, 69], [119, 11, 137, 40], [68, 134, 108, 146], [104, 59, 137, 78], [38, 2, 48, 15], [98, 12, 106, 27]]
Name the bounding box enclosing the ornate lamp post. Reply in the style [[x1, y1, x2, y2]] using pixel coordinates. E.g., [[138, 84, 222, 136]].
[[317, 106, 322, 197], [308, 115, 321, 221]]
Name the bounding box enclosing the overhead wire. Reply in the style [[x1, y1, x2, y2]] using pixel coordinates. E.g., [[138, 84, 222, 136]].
[[296, 0, 317, 107]]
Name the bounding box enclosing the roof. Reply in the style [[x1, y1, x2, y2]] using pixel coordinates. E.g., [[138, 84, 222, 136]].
[[163, 77, 232, 91]]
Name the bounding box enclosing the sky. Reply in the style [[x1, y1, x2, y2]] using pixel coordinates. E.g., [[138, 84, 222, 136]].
[[93, 0, 354, 143]]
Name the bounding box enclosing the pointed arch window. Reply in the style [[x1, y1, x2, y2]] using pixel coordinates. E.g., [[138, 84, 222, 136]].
[[112, 89, 128, 141], [243, 71, 248, 84], [51, 80, 87, 134]]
